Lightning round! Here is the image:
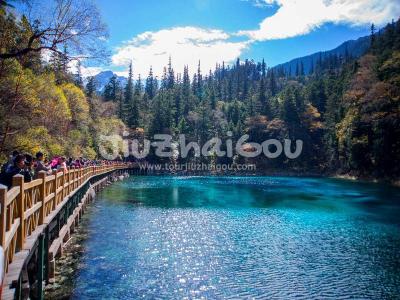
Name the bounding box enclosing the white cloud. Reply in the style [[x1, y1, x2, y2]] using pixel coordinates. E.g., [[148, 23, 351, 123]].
[[80, 66, 106, 78], [114, 71, 129, 78], [68, 59, 105, 78], [241, 0, 274, 8], [111, 26, 249, 77], [239, 0, 400, 41]]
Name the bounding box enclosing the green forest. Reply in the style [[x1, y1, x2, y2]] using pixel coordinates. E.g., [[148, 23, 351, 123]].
[[1, 1, 399, 179]]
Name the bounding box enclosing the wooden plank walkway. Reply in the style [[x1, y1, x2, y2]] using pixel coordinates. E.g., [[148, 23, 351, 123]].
[[0, 163, 132, 300]]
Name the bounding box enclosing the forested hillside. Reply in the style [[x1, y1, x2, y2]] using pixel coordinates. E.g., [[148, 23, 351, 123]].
[[99, 19, 399, 179], [0, 1, 126, 162], [273, 33, 371, 76], [1, 0, 399, 179]]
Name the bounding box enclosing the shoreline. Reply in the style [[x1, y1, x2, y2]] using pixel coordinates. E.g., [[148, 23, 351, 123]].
[[44, 205, 94, 300], [330, 173, 400, 187], [142, 168, 400, 187]]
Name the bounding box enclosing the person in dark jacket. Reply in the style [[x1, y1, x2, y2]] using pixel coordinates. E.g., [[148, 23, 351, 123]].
[[0, 150, 19, 175], [24, 153, 35, 180], [2, 155, 32, 189]]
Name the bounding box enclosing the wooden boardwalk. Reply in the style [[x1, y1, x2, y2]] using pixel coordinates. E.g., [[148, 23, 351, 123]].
[[0, 163, 132, 299]]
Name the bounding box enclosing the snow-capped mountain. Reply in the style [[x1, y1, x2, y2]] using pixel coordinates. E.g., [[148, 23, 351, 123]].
[[91, 71, 127, 92]]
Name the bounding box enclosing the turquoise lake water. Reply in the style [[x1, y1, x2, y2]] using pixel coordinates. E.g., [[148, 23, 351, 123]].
[[71, 176, 400, 299]]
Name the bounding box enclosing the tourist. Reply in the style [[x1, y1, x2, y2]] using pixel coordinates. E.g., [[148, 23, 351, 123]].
[[0, 150, 19, 174], [35, 152, 51, 177], [74, 159, 83, 168], [24, 153, 35, 179], [67, 157, 74, 168], [57, 157, 68, 172], [50, 156, 60, 170], [1, 154, 32, 189], [79, 157, 85, 167]]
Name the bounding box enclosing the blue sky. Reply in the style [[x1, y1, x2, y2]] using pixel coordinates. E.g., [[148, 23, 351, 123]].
[[83, 0, 399, 77]]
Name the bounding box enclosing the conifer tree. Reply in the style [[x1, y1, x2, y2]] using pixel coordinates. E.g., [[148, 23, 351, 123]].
[[182, 65, 191, 115], [85, 76, 96, 98], [370, 23, 376, 49], [269, 69, 277, 96], [145, 66, 157, 99], [261, 58, 266, 78], [75, 60, 84, 88], [196, 60, 203, 100], [124, 62, 139, 127], [167, 56, 175, 89], [103, 75, 119, 101]]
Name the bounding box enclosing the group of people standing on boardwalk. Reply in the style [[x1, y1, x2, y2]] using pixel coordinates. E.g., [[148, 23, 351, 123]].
[[0, 151, 105, 189]]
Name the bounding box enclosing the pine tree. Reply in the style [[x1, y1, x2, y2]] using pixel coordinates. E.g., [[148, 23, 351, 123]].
[[257, 77, 270, 117], [235, 58, 241, 99], [124, 62, 139, 127], [182, 65, 191, 115], [174, 83, 182, 125], [177, 116, 189, 134], [75, 60, 84, 88], [269, 69, 277, 96], [167, 56, 175, 89], [196, 60, 203, 100], [145, 66, 157, 99], [207, 70, 216, 110], [103, 75, 119, 101], [261, 58, 266, 78], [134, 74, 143, 125], [242, 59, 249, 100], [371, 23, 376, 49], [85, 76, 96, 98], [61, 44, 69, 74]]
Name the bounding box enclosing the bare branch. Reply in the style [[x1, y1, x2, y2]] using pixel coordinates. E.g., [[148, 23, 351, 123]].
[[0, 0, 109, 62]]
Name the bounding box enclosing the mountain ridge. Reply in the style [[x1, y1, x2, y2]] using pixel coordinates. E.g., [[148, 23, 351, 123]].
[[91, 70, 127, 92], [272, 34, 371, 75], [91, 33, 371, 91]]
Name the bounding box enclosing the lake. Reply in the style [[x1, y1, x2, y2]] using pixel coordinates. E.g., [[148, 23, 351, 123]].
[[71, 176, 400, 299]]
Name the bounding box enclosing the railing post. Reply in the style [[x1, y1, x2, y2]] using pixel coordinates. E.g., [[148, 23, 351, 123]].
[[37, 232, 45, 300], [13, 174, 25, 250], [68, 167, 71, 194], [38, 171, 47, 225], [71, 167, 75, 190], [76, 167, 79, 188], [52, 170, 58, 209], [66, 167, 70, 195], [0, 184, 7, 248], [62, 169, 66, 200], [76, 168, 78, 187], [44, 226, 49, 283]]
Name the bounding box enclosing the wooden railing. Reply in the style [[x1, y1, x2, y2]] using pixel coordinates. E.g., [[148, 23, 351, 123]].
[[0, 163, 129, 275]]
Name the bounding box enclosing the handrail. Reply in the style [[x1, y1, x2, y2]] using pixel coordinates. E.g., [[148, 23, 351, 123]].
[[0, 162, 131, 277]]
